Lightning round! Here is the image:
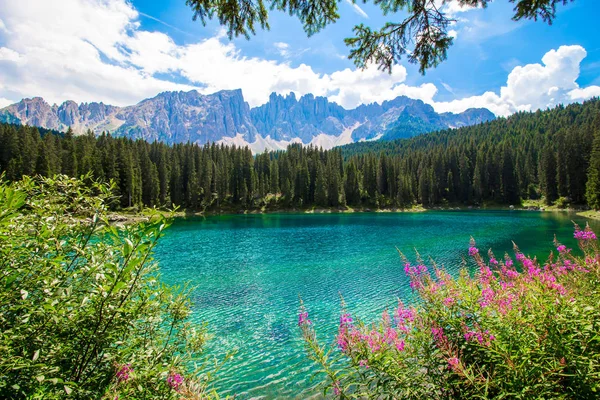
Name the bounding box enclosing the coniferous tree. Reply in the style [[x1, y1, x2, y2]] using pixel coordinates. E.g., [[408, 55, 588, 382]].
[[61, 127, 78, 177], [315, 161, 328, 207], [327, 159, 341, 207], [501, 143, 520, 204], [344, 161, 361, 206], [539, 143, 558, 205], [586, 129, 600, 210]]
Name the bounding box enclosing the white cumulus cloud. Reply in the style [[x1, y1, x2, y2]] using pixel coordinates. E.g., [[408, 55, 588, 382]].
[[432, 45, 600, 116]]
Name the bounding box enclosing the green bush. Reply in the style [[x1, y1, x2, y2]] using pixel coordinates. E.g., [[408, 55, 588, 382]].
[[0, 175, 218, 399], [301, 226, 600, 398], [556, 196, 571, 209]]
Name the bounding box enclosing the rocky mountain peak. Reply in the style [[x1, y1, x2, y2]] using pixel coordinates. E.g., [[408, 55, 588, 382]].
[[0, 90, 496, 152]]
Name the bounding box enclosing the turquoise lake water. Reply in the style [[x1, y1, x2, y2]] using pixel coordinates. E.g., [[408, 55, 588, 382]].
[[154, 211, 599, 399]]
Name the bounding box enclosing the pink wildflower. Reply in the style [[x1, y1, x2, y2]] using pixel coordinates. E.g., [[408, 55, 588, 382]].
[[448, 357, 460, 370], [298, 311, 311, 326], [431, 326, 446, 343], [339, 313, 353, 327], [574, 228, 597, 241], [469, 246, 479, 256], [557, 245, 567, 253], [167, 372, 184, 391], [465, 329, 495, 346], [384, 327, 398, 344], [479, 265, 494, 284], [394, 304, 415, 331], [443, 297, 455, 307], [116, 364, 132, 383], [367, 330, 382, 352], [395, 339, 405, 352], [479, 287, 494, 307], [333, 381, 341, 396]]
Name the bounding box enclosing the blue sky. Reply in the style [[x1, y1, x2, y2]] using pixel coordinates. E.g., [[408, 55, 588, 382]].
[[133, 0, 600, 99], [0, 0, 599, 116]]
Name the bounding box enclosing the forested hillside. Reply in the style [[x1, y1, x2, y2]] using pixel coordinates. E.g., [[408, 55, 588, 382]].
[[343, 98, 600, 207], [1, 99, 599, 211]]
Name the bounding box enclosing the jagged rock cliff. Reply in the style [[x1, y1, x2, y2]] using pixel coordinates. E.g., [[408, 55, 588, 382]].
[[0, 89, 495, 152]]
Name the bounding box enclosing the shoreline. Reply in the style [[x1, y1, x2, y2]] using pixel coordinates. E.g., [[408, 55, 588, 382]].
[[576, 210, 600, 221], [107, 204, 600, 224]]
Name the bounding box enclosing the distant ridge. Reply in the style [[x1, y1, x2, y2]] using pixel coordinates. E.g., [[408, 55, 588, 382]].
[[0, 90, 495, 152]]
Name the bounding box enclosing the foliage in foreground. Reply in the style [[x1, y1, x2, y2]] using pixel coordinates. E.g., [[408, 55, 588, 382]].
[[301, 225, 600, 398], [0, 175, 218, 399]]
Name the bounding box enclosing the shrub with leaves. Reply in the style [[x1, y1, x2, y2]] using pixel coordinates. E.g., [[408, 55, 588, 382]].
[[0, 175, 218, 399], [300, 224, 600, 398]]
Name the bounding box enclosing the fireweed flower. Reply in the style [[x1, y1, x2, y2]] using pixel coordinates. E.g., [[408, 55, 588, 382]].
[[394, 304, 415, 332], [431, 326, 446, 344], [557, 245, 568, 253], [469, 246, 479, 256], [337, 313, 353, 351], [409, 280, 423, 291], [116, 364, 132, 383], [333, 381, 341, 396], [465, 329, 495, 347], [443, 297, 455, 307], [339, 313, 353, 327], [298, 311, 311, 326], [395, 339, 405, 352], [574, 227, 597, 241], [479, 287, 495, 307], [501, 263, 520, 279], [367, 330, 382, 352], [448, 357, 460, 370], [479, 265, 494, 284], [167, 372, 184, 391], [384, 327, 398, 344], [404, 262, 418, 276], [523, 258, 541, 277]]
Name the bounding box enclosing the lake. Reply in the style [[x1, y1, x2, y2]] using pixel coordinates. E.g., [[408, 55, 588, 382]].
[[155, 211, 599, 398]]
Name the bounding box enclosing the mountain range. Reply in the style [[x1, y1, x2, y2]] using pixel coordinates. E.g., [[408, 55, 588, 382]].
[[0, 89, 495, 153]]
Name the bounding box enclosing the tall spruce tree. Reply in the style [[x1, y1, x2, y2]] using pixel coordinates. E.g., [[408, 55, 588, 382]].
[[586, 128, 600, 210]]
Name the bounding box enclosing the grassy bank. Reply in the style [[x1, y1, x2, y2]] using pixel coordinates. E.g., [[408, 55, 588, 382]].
[[577, 210, 600, 221]]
